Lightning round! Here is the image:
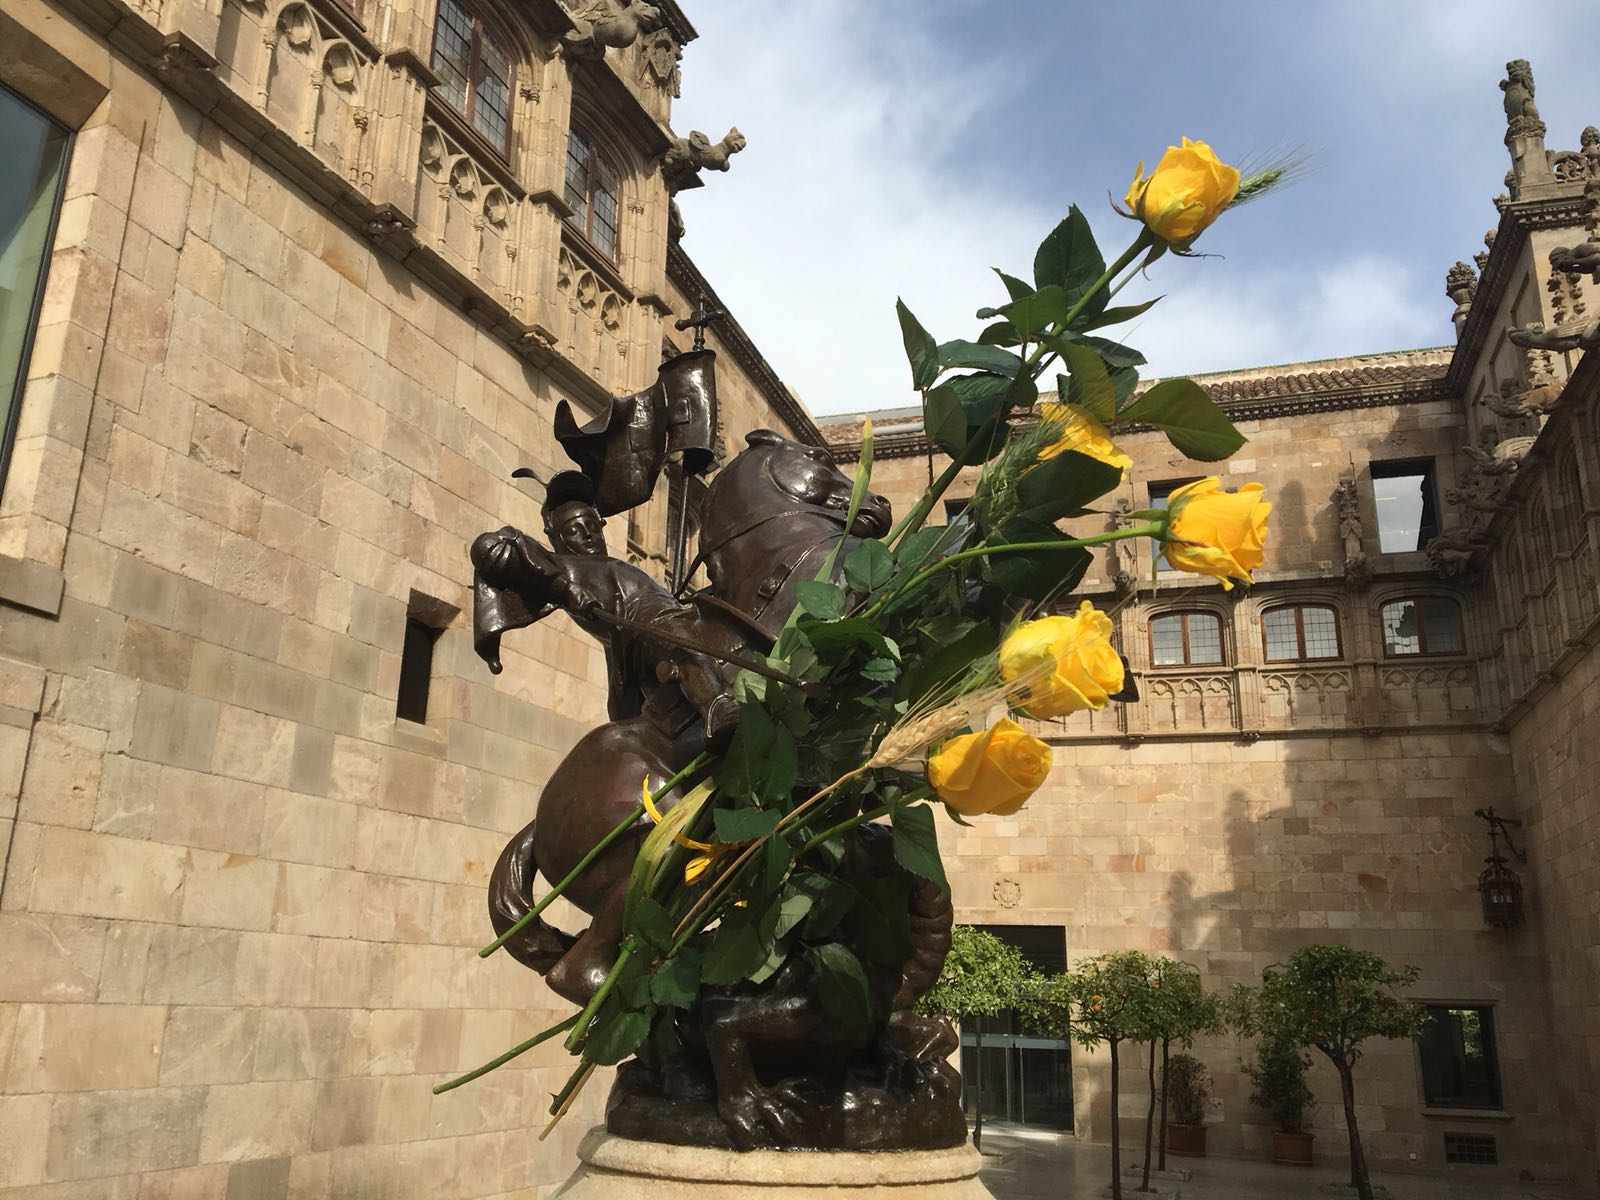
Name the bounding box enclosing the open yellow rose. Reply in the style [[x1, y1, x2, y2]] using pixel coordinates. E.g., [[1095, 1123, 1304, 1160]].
[[1035, 402, 1132, 475], [1125, 138, 1241, 250], [998, 601, 1125, 719], [1164, 477, 1271, 590], [927, 718, 1052, 818]]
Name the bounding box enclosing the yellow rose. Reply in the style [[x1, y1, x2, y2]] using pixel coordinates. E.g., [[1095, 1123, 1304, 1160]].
[[1035, 402, 1132, 475], [1164, 477, 1271, 590], [927, 718, 1052, 818], [1124, 138, 1241, 250], [998, 601, 1126, 720]]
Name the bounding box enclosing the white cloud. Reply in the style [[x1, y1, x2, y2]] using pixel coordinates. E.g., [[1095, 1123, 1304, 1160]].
[[670, 4, 1451, 417]]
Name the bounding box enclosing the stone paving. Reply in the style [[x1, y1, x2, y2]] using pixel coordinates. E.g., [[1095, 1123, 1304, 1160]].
[[976, 1126, 1581, 1200]]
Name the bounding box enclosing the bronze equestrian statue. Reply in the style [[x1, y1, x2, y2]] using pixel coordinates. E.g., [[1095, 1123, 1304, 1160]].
[[471, 350, 963, 1150]]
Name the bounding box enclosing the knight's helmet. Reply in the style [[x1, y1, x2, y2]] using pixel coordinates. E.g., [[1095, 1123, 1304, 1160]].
[[551, 350, 718, 516]]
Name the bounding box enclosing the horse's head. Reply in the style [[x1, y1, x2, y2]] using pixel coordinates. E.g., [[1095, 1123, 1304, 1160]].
[[734, 429, 891, 537]]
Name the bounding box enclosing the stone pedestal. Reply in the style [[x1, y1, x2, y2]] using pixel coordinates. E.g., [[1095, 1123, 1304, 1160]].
[[553, 1127, 996, 1198]]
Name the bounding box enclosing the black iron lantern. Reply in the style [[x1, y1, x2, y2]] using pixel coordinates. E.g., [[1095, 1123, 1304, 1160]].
[[1473, 807, 1526, 929]]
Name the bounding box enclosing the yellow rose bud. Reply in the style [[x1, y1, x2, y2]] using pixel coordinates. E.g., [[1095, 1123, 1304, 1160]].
[[1164, 477, 1271, 591], [1035, 402, 1133, 476], [927, 718, 1052, 818], [998, 601, 1126, 720], [1124, 137, 1241, 250]]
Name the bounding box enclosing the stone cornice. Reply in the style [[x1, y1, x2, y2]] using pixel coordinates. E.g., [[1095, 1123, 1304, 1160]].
[[1445, 191, 1592, 394], [827, 373, 1452, 462], [665, 242, 824, 446]]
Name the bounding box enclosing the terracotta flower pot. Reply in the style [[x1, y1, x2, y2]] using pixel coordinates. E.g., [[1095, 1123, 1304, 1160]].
[[1272, 1130, 1315, 1165], [1165, 1123, 1207, 1157]]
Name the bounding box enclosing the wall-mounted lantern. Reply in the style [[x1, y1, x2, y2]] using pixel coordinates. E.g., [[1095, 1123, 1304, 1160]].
[[1473, 807, 1527, 929]]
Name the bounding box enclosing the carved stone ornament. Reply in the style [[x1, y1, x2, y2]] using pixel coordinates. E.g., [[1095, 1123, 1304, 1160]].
[[1333, 478, 1370, 589], [1445, 260, 1477, 338], [563, 0, 664, 60], [1475, 227, 1497, 273], [992, 879, 1022, 909], [1501, 59, 1544, 132], [1426, 525, 1489, 579], [661, 127, 747, 195], [640, 29, 682, 97]]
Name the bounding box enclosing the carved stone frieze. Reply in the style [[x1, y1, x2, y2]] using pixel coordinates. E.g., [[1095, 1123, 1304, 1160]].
[[416, 118, 521, 312]]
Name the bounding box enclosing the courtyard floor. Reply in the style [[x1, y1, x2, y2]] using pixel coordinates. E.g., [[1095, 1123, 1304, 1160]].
[[976, 1126, 1580, 1200]]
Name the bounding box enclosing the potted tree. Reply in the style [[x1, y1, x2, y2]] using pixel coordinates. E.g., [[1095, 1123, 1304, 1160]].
[[1149, 959, 1222, 1173], [1244, 1032, 1316, 1164], [916, 925, 1031, 1152], [1231, 945, 1424, 1200], [1163, 1053, 1211, 1157]]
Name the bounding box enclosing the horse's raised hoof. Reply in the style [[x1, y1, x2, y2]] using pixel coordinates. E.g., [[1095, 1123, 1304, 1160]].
[[716, 1089, 772, 1150]]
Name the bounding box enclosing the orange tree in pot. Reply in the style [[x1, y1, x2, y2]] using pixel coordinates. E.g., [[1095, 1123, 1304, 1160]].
[[1163, 1054, 1212, 1157], [1244, 1031, 1316, 1165]]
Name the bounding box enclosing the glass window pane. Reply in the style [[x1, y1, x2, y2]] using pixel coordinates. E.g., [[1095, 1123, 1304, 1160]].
[[1150, 615, 1185, 666], [1373, 466, 1433, 553], [431, 0, 472, 113], [1382, 600, 1421, 656], [1421, 597, 1462, 654], [1300, 606, 1339, 658], [1262, 608, 1300, 661], [1418, 1006, 1501, 1108], [473, 35, 510, 147], [1186, 614, 1223, 665], [0, 87, 70, 491]]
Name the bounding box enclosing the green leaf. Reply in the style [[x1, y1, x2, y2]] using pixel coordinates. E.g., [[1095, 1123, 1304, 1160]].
[[892, 803, 948, 894], [714, 806, 782, 843], [585, 1002, 653, 1066], [1033, 206, 1106, 313], [924, 385, 968, 457], [984, 518, 1092, 602], [896, 526, 953, 571], [977, 320, 1021, 347], [1117, 378, 1247, 461], [799, 875, 856, 940], [773, 890, 814, 940], [703, 912, 770, 985], [717, 705, 796, 803], [843, 540, 894, 592], [1075, 297, 1160, 332], [1112, 365, 1139, 410], [896, 299, 939, 391], [808, 942, 873, 1033], [936, 340, 1023, 377], [861, 657, 899, 682], [898, 620, 998, 706], [1059, 340, 1115, 422], [999, 286, 1070, 337], [1014, 450, 1125, 523], [794, 580, 846, 620], [649, 952, 701, 1008], [629, 896, 676, 952], [994, 268, 1034, 301], [1075, 335, 1146, 368]]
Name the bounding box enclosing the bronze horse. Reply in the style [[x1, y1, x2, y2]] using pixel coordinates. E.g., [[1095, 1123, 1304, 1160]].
[[480, 430, 962, 1149]]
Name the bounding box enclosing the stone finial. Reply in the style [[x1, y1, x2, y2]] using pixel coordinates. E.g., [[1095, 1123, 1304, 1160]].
[[1475, 227, 1497, 273], [1445, 261, 1478, 337], [1502, 59, 1555, 191], [1333, 478, 1369, 589]]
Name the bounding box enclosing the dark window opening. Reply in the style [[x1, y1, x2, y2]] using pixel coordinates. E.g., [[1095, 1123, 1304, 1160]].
[[1381, 597, 1463, 657], [1419, 1005, 1502, 1110], [396, 591, 458, 725], [564, 126, 621, 262], [1371, 459, 1439, 554], [1262, 604, 1341, 662], [1149, 478, 1204, 570], [1149, 611, 1225, 667], [1443, 1133, 1498, 1165], [1, 85, 72, 497], [430, 0, 515, 155], [944, 497, 970, 524]]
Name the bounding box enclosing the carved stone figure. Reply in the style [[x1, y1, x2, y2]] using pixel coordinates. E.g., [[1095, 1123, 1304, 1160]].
[[662, 127, 747, 193], [1106, 500, 1136, 597], [1583, 126, 1600, 177], [1475, 228, 1497, 273], [1481, 374, 1562, 420], [1552, 242, 1600, 284], [1509, 318, 1600, 354], [1333, 478, 1370, 588], [639, 29, 682, 96], [1445, 261, 1477, 337], [1501, 59, 1542, 128], [564, 0, 664, 59], [1425, 526, 1489, 578]]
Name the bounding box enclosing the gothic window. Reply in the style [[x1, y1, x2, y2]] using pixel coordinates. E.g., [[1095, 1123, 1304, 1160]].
[[1261, 604, 1341, 662], [1148, 611, 1225, 667], [1370, 459, 1439, 554], [1380, 597, 1463, 657], [0, 86, 71, 498], [565, 126, 621, 262], [431, 0, 514, 155]]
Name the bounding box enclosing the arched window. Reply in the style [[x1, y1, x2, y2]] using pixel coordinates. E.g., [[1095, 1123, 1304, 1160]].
[[1261, 604, 1341, 662], [1149, 611, 1225, 667], [431, 0, 514, 154], [1380, 597, 1463, 657], [564, 125, 621, 261]]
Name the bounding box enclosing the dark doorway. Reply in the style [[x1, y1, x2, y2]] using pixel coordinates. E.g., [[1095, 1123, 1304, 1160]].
[[959, 924, 1073, 1131]]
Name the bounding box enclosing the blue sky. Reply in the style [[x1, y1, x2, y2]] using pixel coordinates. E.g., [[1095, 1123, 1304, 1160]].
[[669, 0, 1595, 417]]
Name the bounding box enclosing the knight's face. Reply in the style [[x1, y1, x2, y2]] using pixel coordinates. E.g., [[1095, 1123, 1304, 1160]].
[[550, 504, 606, 557]]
